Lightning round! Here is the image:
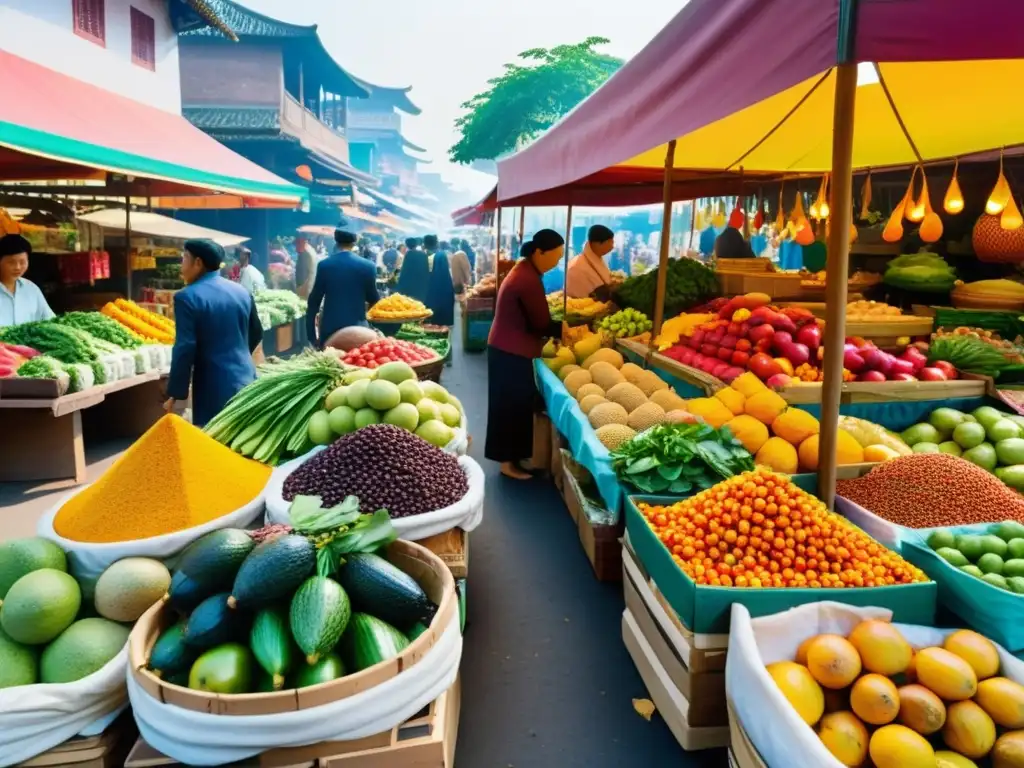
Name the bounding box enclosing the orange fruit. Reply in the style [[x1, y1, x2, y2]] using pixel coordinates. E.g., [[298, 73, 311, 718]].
[[897, 684, 946, 735], [943, 700, 996, 759], [850, 673, 900, 726], [806, 634, 862, 690], [869, 724, 935, 768], [818, 711, 869, 767], [847, 619, 912, 676], [915, 647, 978, 702], [766, 661, 824, 726]]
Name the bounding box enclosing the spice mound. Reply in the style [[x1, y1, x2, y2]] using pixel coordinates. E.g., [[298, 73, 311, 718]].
[[282, 424, 467, 518], [836, 453, 1024, 528], [53, 415, 272, 543]]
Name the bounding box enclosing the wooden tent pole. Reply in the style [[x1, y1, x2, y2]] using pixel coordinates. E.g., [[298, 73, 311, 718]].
[[652, 139, 677, 338], [125, 197, 132, 300], [494, 206, 503, 283], [519, 207, 526, 242], [818, 63, 859, 509], [562, 204, 573, 321]]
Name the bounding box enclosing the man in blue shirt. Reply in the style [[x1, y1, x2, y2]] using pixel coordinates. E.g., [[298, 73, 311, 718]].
[[306, 228, 380, 348], [0, 234, 55, 327]]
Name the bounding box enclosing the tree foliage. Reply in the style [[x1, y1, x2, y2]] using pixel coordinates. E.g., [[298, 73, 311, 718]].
[[449, 37, 622, 165]]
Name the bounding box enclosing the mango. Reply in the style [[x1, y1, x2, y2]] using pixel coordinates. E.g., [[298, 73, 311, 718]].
[[713, 387, 745, 416], [685, 397, 734, 428], [772, 407, 821, 446], [755, 437, 799, 474], [731, 372, 769, 399], [724, 415, 769, 454], [745, 390, 788, 426]]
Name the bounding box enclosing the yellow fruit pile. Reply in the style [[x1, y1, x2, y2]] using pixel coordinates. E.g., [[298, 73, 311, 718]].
[[367, 294, 430, 320], [683, 373, 864, 472], [545, 292, 612, 318], [847, 300, 904, 320], [654, 313, 717, 351], [769, 622, 1024, 768]]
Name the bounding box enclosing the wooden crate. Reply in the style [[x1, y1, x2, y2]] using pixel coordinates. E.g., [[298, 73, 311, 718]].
[[562, 463, 621, 581], [622, 547, 726, 726], [419, 528, 469, 579], [531, 412, 551, 474], [20, 715, 137, 768], [621, 610, 730, 751], [125, 679, 460, 768], [550, 421, 566, 492], [779, 377, 986, 405], [716, 271, 805, 301]]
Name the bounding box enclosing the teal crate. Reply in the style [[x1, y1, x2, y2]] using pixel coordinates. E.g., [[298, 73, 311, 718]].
[[901, 522, 1024, 651], [626, 494, 938, 635]]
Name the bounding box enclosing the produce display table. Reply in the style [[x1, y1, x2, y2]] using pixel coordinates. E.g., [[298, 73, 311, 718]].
[[616, 339, 722, 397], [776, 377, 986, 404], [0, 371, 168, 485]]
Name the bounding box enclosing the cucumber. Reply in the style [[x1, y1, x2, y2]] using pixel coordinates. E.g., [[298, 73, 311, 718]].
[[229, 535, 315, 610], [341, 613, 410, 673], [250, 608, 294, 689], [148, 620, 200, 678], [183, 593, 243, 648], [407, 622, 429, 641], [292, 653, 346, 688], [254, 668, 277, 692], [289, 577, 351, 664], [336, 553, 435, 630], [175, 529, 255, 591]]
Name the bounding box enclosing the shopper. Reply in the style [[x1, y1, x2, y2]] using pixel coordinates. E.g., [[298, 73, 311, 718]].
[[164, 239, 262, 427], [449, 249, 472, 295], [425, 249, 455, 326], [485, 230, 565, 480], [566, 224, 615, 299], [714, 226, 755, 259], [0, 233, 55, 327], [396, 236, 429, 301], [237, 247, 266, 295], [305, 228, 380, 348]]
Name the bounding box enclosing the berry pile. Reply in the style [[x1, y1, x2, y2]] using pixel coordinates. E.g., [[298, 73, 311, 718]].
[[637, 468, 927, 588], [341, 338, 437, 370], [282, 424, 468, 517]]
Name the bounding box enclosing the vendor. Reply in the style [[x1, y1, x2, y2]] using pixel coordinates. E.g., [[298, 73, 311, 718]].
[[565, 224, 615, 300], [237, 247, 266, 295], [486, 230, 565, 480], [0, 234, 55, 327], [714, 226, 755, 259], [164, 239, 263, 427]]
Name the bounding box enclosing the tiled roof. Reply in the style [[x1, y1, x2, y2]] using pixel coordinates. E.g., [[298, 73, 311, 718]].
[[183, 106, 281, 132]]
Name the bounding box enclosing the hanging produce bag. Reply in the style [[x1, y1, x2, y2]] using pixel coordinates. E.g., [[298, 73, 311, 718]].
[[265, 450, 485, 540], [726, 601, 1024, 768], [0, 649, 127, 767]]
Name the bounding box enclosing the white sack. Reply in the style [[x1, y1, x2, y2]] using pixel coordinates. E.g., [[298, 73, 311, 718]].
[[265, 452, 484, 541], [129, 607, 462, 766], [0, 648, 128, 768], [726, 601, 1024, 768], [37, 485, 266, 594]]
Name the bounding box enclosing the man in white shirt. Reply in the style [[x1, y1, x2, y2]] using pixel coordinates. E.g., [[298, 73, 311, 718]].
[[565, 224, 615, 299], [0, 234, 55, 327], [237, 247, 266, 295]]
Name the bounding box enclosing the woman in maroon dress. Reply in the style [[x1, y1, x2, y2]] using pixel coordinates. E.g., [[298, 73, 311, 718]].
[[485, 229, 565, 479]]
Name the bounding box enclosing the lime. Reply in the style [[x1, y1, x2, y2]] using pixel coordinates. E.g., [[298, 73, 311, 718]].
[[936, 547, 969, 567], [1008, 576, 1024, 594], [1008, 538, 1024, 559], [988, 418, 1022, 443], [913, 442, 941, 454], [996, 522, 1024, 542], [982, 572, 1009, 590], [955, 535, 984, 562], [963, 442, 998, 472], [978, 552, 1005, 574], [929, 407, 967, 435], [981, 534, 1009, 558], [902, 423, 941, 446], [953, 421, 987, 450], [960, 564, 984, 579], [927, 529, 956, 551], [1004, 559, 1024, 578], [937, 441, 963, 457]]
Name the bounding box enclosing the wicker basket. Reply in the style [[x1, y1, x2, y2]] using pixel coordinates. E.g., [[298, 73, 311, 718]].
[[412, 356, 445, 383], [950, 287, 1024, 312]]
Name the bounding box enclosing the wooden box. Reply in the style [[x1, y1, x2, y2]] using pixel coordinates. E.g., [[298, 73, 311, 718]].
[[622, 546, 727, 727], [18, 715, 136, 768], [578, 506, 622, 583], [419, 528, 469, 579], [275, 323, 295, 355], [531, 412, 551, 474], [128, 541, 456, 716], [550, 422, 566, 491]]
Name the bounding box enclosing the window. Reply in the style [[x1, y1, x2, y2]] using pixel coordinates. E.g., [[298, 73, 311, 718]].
[[130, 7, 156, 71], [72, 0, 105, 46]]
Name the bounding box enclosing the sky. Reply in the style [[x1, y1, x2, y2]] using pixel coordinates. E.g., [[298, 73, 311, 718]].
[[237, 0, 685, 205]]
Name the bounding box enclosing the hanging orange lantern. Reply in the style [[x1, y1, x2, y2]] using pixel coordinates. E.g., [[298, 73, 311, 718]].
[[883, 198, 907, 243], [944, 159, 964, 215], [810, 174, 830, 221], [752, 206, 765, 230], [775, 186, 786, 233], [859, 172, 873, 220], [900, 168, 920, 222], [1002, 196, 1024, 231], [908, 168, 928, 223], [728, 205, 745, 229], [987, 152, 1012, 215]]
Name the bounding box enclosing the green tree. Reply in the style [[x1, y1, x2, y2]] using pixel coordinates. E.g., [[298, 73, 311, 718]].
[[449, 37, 622, 165]]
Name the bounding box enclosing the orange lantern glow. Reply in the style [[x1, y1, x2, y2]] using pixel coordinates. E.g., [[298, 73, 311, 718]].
[[295, 165, 313, 182], [1001, 196, 1024, 231], [859, 172, 873, 220], [908, 169, 928, 223], [811, 174, 830, 221], [987, 153, 1012, 215], [883, 199, 907, 243], [943, 159, 964, 215]]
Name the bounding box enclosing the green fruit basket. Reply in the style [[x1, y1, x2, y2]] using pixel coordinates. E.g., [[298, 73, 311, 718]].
[[901, 521, 1024, 651]]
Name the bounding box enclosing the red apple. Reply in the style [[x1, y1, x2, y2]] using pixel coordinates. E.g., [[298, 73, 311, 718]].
[[748, 324, 775, 344], [717, 347, 734, 362], [919, 367, 948, 381], [857, 370, 887, 382], [701, 343, 719, 358], [731, 350, 750, 367], [934, 360, 958, 379], [721, 334, 738, 349], [890, 372, 917, 381]]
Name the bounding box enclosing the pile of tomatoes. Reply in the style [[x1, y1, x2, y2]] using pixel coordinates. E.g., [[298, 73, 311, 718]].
[[341, 338, 438, 369]]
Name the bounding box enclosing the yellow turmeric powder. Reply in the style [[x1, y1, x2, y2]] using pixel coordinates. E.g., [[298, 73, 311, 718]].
[[54, 415, 271, 543]]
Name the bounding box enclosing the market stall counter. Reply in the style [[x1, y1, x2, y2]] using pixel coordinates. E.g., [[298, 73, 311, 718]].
[[0, 370, 171, 484]]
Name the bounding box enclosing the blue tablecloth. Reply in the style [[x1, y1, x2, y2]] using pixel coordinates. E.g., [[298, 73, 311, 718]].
[[778, 240, 803, 270], [535, 360, 624, 516]]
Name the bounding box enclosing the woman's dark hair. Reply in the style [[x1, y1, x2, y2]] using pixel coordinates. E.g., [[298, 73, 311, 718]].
[[531, 229, 564, 253], [520, 241, 538, 260], [184, 238, 225, 272], [588, 224, 614, 243], [405, 237, 420, 249], [714, 227, 754, 259], [0, 234, 32, 259]]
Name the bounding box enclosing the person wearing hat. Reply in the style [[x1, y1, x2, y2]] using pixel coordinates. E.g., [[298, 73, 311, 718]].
[[305, 228, 380, 348], [396, 236, 429, 302], [237, 246, 266, 295], [0, 233, 55, 327], [164, 238, 263, 427]]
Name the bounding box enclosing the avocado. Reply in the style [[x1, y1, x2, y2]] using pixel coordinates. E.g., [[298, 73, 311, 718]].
[[148, 620, 200, 678], [188, 643, 253, 694], [167, 570, 210, 613], [0, 537, 66, 599], [995, 521, 1024, 542], [175, 529, 255, 591], [336, 553, 436, 630], [935, 547, 969, 568], [0, 627, 38, 688], [183, 593, 244, 648], [229, 535, 315, 611], [40, 618, 129, 684], [289, 577, 351, 664], [0, 568, 81, 645], [292, 653, 346, 688]]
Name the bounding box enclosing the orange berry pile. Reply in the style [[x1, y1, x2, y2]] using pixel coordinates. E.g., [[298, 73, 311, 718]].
[[637, 468, 928, 589]]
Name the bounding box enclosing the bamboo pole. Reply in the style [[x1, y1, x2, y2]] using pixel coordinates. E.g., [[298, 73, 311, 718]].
[[519, 207, 526, 243], [652, 140, 677, 338], [562, 204, 573, 321], [125, 197, 132, 300], [494, 206, 503, 287], [818, 63, 859, 508]]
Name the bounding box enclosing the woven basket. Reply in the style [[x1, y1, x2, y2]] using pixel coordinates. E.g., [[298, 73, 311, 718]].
[[412, 356, 445, 383]]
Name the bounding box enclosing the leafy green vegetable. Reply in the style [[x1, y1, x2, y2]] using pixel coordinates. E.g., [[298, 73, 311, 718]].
[[56, 312, 141, 349], [883, 250, 956, 293], [0, 321, 106, 383], [610, 422, 754, 494], [612, 258, 719, 318], [928, 334, 1014, 377]]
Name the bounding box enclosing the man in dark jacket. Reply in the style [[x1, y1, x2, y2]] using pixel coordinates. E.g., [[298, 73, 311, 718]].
[[306, 228, 380, 348]]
